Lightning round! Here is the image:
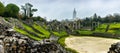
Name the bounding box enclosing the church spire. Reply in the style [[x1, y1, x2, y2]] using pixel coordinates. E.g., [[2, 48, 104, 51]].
[[73, 8, 77, 19]]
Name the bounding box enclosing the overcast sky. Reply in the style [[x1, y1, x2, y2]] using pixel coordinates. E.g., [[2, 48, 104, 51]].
[[0, 0, 120, 21]]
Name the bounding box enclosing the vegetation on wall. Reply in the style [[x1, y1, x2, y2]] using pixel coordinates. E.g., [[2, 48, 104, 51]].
[[0, 2, 5, 16]]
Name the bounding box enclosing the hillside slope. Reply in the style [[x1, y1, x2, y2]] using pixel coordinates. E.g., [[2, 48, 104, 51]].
[[3, 18, 68, 41]]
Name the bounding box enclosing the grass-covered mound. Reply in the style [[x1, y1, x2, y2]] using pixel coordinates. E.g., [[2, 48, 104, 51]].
[[58, 36, 78, 53], [96, 23, 120, 34], [13, 19, 69, 41], [14, 21, 51, 41], [14, 27, 41, 40], [53, 31, 67, 37], [77, 30, 93, 35]]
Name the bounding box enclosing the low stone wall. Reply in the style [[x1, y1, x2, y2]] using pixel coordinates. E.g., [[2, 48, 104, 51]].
[[73, 32, 120, 39], [92, 32, 120, 39]]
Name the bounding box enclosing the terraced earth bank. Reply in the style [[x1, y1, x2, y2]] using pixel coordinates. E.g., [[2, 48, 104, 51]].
[[65, 36, 120, 53]]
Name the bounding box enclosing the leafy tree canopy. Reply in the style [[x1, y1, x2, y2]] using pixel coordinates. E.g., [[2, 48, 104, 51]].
[[0, 2, 5, 16], [5, 3, 20, 18]]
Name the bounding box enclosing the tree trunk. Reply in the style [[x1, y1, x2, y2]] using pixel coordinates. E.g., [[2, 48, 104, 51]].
[[105, 24, 110, 32]]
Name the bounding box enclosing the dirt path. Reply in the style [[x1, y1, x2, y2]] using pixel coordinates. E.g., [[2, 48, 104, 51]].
[[65, 36, 120, 53]]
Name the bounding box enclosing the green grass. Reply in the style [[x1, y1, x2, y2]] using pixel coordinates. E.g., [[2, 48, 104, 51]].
[[52, 30, 78, 53], [58, 36, 78, 53], [14, 21, 68, 40], [32, 23, 50, 37], [96, 23, 120, 34], [14, 27, 41, 40], [66, 48, 79, 53], [77, 30, 93, 35], [109, 23, 120, 29], [53, 31, 67, 37], [60, 31, 67, 36], [14, 21, 51, 40], [58, 37, 67, 46], [95, 24, 107, 32], [22, 23, 46, 38]]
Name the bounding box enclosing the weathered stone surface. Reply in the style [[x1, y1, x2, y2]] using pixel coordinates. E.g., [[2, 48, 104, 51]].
[[0, 17, 70, 53], [0, 17, 13, 36], [108, 42, 120, 53], [7, 18, 23, 29]]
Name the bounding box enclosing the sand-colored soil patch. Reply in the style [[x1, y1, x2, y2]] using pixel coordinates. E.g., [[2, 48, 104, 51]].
[[65, 36, 120, 53]]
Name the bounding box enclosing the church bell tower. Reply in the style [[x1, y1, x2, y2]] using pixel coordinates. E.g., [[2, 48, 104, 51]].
[[73, 8, 77, 19]]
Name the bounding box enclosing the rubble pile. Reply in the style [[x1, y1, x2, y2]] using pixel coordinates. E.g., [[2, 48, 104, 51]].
[[108, 42, 120, 53], [0, 17, 69, 53]]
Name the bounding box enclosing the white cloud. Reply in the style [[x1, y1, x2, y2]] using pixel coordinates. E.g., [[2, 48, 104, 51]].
[[1, 0, 120, 21]]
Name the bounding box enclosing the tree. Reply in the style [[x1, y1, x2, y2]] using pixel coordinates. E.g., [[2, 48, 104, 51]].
[[4, 3, 20, 18], [105, 24, 110, 32], [0, 2, 5, 16], [97, 16, 102, 22], [21, 5, 27, 17], [113, 13, 120, 22], [103, 14, 114, 23], [84, 17, 92, 26], [30, 9, 37, 17], [92, 13, 98, 22], [21, 3, 37, 18]]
